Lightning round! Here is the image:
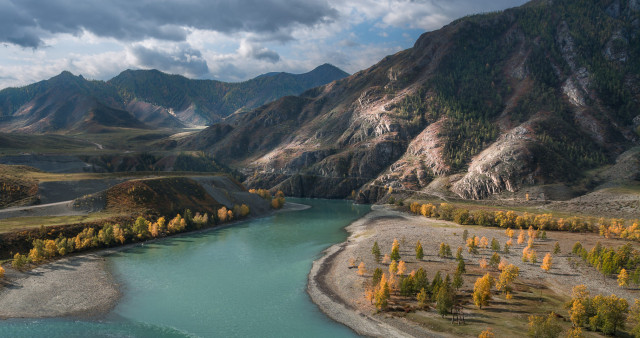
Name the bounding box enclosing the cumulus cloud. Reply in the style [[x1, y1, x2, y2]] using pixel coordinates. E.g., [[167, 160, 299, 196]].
[[0, 0, 338, 48], [129, 44, 210, 78], [237, 40, 280, 63], [0, 0, 530, 89]]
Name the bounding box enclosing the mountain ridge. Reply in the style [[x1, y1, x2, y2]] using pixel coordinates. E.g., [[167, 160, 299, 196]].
[[185, 0, 640, 202], [0, 64, 349, 131]]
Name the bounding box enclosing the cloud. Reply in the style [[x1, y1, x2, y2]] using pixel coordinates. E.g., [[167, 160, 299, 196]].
[[0, 0, 338, 48], [0, 0, 530, 89], [237, 40, 280, 63], [129, 44, 209, 77]]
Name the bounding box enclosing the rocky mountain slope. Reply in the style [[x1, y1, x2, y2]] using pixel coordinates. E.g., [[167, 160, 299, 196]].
[[0, 64, 349, 131], [187, 0, 640, 202]]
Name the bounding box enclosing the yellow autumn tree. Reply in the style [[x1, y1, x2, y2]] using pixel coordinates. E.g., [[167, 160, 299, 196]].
[[498, 258, 508, 271], [497, 264, 519, 294], [505, 228, 514, 238], [397, 260, 407, 275], [389, 260, 398, 275], [541, 253, 553, 272], [240, 204, 250, 217], [148, 221, 159, 238], [113, 224, 126, 244], [365, 285, 375, 304], [478, 328, 494, 338], [479, 258, 488, 270], [156, 216, 166, 233], [479, 236, 489, 248], [43, 239, 58, 258], [28, 248, 43, 264], [421, 203, 435, 217], [0, 266, 5, 278], [375, 273, 390, 310], [358, 262, 367, 276], [517, 230, 525, 245], [217, 207, 228, 222], [473, 273, 494, 309], [410, 202, 421, 214], [618, 268, 629, 288], [382, 254, 391, 264]]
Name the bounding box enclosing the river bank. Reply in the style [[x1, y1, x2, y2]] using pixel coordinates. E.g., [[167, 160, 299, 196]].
[[307, 205, 443, 337], [307, 204, 640, 337], [0, 202, 310, 320]]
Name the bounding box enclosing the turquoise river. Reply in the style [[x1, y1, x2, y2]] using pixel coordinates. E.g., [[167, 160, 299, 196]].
[[0, 198, 370, 337]]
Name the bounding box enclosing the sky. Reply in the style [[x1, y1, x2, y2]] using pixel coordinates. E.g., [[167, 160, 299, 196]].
[[0, 0, 529, 89]]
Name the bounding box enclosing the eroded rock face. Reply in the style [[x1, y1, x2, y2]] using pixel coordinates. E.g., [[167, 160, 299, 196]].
[[451, 126, 537, 199]]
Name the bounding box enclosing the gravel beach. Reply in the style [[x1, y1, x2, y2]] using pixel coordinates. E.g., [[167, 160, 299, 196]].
[[0, 254, 119, 319]]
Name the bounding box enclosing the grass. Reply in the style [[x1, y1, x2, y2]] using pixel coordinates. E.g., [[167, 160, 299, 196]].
[[404, 282, 617, 337], [0, 165, 225, 183], [0, 212, 122, 234], [0, 128, 186, 155]]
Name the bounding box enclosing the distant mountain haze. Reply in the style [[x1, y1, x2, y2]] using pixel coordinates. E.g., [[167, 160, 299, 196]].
[[0, 64, 349, 132]]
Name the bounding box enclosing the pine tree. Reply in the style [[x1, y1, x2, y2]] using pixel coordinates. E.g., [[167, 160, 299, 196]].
[[457, 259, 466, 274], [390, 238, 401, 261], [438, 242, 447, 257], [372, 268, 383, 285], [456, 246, 463, 261], [462, 229, 469, 242], [553, 242, 561, 254], [415, 241, 424, 260], [372, 241, 381, 263], [491, 238, 500, 251], [453, 272, 463, 290], [489, 252, 500, 269], [414, 268, 429, 293], [436, 277, 454, 318]]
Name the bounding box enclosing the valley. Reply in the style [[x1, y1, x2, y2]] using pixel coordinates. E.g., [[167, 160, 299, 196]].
[[0, 0, 639, 337]]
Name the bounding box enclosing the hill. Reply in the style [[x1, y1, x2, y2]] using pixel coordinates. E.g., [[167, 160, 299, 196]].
[[0, 72, 146, 133], [109, 63, 349, 126], [185, 0, 640, 202], [0, 64, 349, 131]]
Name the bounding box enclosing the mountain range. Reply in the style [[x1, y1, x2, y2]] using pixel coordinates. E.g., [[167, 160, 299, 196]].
[[184, 0, 640, 201], [0, 64, 349, 132]]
